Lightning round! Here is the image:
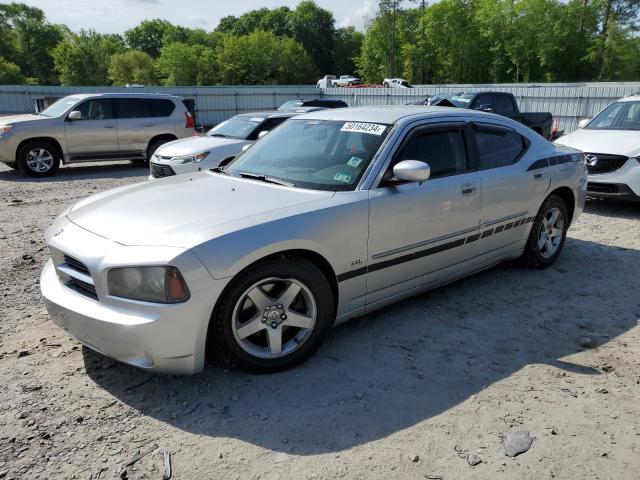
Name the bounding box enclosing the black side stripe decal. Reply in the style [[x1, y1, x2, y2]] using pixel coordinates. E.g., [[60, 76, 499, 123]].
[[337, 216, 535, 282], [527, 153, 582, 171]]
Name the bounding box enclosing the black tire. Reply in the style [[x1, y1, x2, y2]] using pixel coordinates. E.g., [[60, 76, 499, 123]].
[[17, 141, 60, 177], [521, 194, 569, 268], [209, 256, 335, 373], [383, 82, 389, 88], [146, 138, 173, 163]]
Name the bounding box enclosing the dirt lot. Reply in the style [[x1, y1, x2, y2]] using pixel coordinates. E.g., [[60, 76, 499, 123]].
[[0, 161, 639, 480]]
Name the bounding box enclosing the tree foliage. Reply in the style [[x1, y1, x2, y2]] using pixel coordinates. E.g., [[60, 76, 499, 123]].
[[108, 50, 156, 85]]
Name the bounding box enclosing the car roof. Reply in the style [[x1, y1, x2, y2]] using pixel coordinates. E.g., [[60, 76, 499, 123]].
[[236, 111, 296, 119], [618, 94, 640, 102], [63, 92, 181, 100], [294, 105, 498, 124]]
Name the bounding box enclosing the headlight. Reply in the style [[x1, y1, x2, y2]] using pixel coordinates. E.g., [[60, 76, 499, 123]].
[[108, 266, 190, 303], [171, 151, 209, 164], [0, 125, 13, 136]]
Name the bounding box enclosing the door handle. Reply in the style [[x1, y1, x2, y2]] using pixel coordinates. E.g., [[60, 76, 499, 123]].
[[533, 172, 545, 180], [103, 125, 115, 129], [461, 183, 476, 195]]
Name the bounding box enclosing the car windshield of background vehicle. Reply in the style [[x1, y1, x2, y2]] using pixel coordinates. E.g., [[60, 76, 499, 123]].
[[586, 101, 640, 130], [225, 119, 390, 191], [39, 96, 82, 117], [207, 117, 263, 139], [443, 93, 474, 107], [277, 100, 303, 111]]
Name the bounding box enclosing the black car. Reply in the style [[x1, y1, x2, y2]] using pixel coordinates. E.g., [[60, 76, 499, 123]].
[[278, 98, 348, 111]]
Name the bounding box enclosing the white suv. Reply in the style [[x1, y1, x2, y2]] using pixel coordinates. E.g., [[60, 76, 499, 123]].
[[555, 94, 640, 201]]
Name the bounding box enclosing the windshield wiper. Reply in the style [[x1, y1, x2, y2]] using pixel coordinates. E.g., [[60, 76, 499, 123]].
[[237, 172, 293, 187], [211, 166, 234, 176], [208, 133, 230, 138]]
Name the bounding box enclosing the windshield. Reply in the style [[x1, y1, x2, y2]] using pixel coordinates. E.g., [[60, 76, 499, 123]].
[[278, 100, 303, 111], [225, 119, 390, 191], [586, 101, 640, 130], [438, 93, 473, 107], [207, 116, 263, 139], [39, 96, 81, 117]]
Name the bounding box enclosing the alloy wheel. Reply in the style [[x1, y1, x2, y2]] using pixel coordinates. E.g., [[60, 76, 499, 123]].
[[537, 207, 564, 258], [231, 277, 317, 359], [25, 148, 54, 173]]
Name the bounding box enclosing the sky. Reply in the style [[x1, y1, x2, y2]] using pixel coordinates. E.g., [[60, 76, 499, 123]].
[[20, 0, 377, 32]]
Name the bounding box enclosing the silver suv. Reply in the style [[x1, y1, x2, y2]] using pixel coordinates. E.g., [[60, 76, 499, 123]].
[[0, 93, 194, 177]]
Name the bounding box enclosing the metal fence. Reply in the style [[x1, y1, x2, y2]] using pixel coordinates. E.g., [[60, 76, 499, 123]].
[[1, 82, 640, 133]]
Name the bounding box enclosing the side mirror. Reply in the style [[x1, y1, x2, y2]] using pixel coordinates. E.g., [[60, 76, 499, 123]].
[[67, 110, 82, 121], [257, 130, 269, 139], [241, 144, 252, 152], [477, 104, 493, 112], [577, 118, 590, 129], [392, 160, 431, 183]]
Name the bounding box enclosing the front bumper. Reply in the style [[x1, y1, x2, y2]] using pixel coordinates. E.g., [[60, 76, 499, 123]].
[[149, 160, 204, 180], [587, 157, 640, 198], [0, 134, 19, 163], [40, 221, 225, 374]]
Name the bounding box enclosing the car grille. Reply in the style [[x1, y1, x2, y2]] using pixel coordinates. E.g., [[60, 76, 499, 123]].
[[63, 254, 90, 276], [587, 182, 619, 194], [585, 153, 628, 175], [150, 163, 176, 178], [57, 254, 98, 301]]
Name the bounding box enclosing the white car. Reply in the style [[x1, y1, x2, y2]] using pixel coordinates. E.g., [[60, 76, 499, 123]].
[[149, 111, 296, 179], [555, 94, 640, 201], [333, 75, 362, 87], [383, 78, 412, 88], [316, 75, 336, 88]]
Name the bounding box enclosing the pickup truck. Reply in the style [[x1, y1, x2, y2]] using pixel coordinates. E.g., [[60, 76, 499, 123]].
[[333, 75, 362, 87], [428, 91, 553, 140]]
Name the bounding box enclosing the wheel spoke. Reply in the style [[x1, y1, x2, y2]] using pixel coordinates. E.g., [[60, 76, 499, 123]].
[[236, 316, 265, 339], [283, 311, 313, 329], [266, 327, 282, 355], [545, 238, 554, 254], [247, 287, 272, 312], [277, 282, 301, 309], [548, 209, 560, 227], [538, 232, 546, 249]]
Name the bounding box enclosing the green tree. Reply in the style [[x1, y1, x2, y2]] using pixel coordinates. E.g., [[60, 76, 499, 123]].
[[156, 42, 200, 85], [125, 19, 180, 58], [216, 30, 316, 84], [288, 1, 336, 75], [108, 50, 157, 85], [0, 56, 23, 84], [0, 3, 64, 84], [333, 27, 364, 75], [53, 30, 124, 85]]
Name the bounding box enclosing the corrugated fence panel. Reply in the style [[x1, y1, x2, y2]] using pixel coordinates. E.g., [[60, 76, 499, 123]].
[[1, 82, 640, 132]]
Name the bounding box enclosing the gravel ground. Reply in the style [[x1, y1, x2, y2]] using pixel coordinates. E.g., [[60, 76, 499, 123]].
[[0, 161, 639, 480]]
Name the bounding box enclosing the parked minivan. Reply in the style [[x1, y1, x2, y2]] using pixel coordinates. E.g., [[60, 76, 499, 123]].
[[0, 93, 194, 177]]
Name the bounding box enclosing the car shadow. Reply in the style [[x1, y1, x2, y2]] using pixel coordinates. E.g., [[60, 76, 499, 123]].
[[584, 198, 640, 220], [0, 161, 148, 183], [83, 237, 639, 455]]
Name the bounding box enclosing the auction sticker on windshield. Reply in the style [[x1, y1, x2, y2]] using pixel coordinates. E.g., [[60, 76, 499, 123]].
[[340, 122, 386, 135]]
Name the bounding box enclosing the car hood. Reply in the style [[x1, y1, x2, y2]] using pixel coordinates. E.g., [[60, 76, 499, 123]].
[[555, 128, 640, 157], [156, 136, 248, 157], [67, 173, 334, 248], [0, 114, 49, 126]]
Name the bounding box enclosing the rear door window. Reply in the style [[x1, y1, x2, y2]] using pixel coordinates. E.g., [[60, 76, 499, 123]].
[[116, 98, 152, 119], [473, 125, 527, 170], [150, 99, 175, 117]]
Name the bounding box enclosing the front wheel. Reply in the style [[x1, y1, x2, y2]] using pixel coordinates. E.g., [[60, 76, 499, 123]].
[[209, 257, 335, 372], [521, 195, 569, 268], [17, 141, 60, 177]]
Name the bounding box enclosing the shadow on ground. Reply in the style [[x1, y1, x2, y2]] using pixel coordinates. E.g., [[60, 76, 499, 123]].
[[84, 224, 640, 456], [584, 197, 640, 220], [0, 161, 148, 183]]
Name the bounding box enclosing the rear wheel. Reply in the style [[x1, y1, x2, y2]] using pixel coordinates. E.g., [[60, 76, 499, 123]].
[[521, 195, 569, 268], [210, 257, 334, 372], [17, 141, 60, 177], [145, 138, 173, 163]]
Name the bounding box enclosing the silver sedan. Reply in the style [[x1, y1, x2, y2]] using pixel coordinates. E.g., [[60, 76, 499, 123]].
[[40, 107, 586, 374]]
